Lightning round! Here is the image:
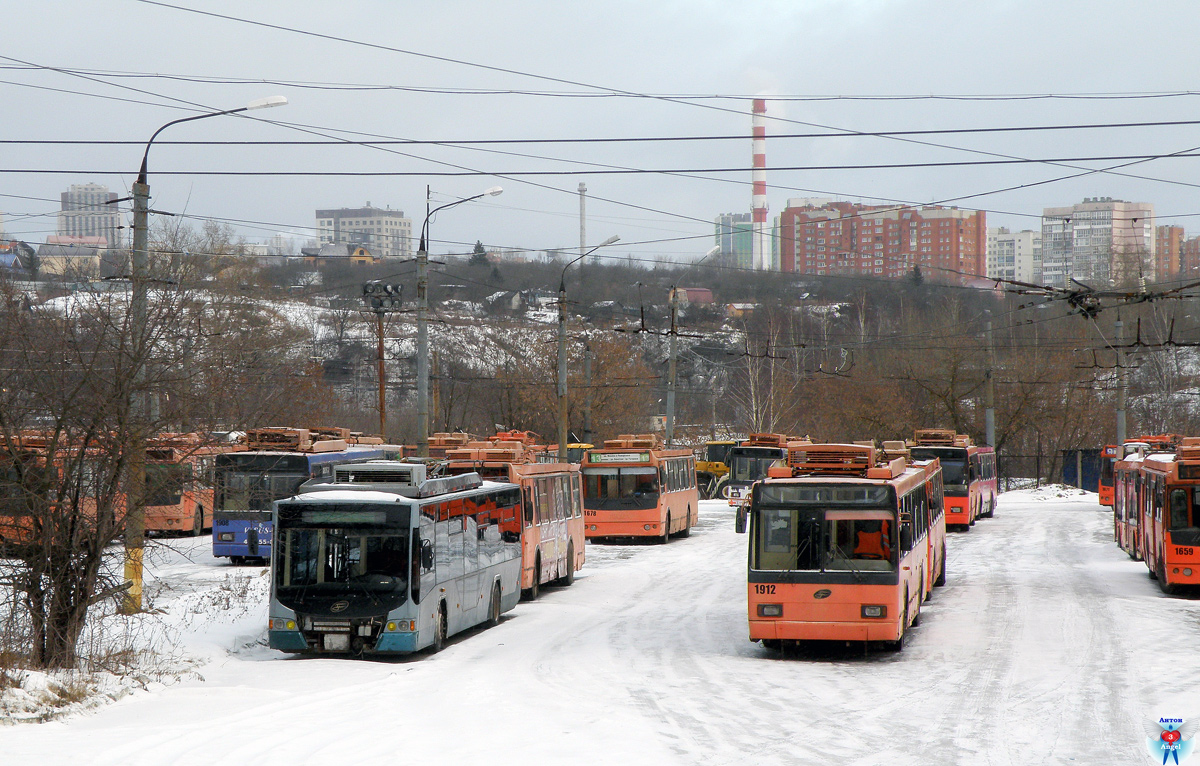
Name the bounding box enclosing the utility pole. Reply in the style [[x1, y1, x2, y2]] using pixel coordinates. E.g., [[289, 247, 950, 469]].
[[665, 287, 678, 446], [417, 186, 430, 457], [121, 172, 150, 616], [583, 345, 594, 446], [984, 316, 996, 448], [120, 94, 288, 615], [1115, 313, 1127, 445], [578, 182, 587, 268], [557, 274, 570, 461], [416, 185, 504, 457], [557, 234, 620, 461]]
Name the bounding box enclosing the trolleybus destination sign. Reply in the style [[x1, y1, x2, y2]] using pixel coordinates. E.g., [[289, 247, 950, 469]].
[[589, 452, 651, 464]]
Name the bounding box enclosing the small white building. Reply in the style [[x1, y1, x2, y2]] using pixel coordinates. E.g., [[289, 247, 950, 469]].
[[986, 228, 1040, 283]]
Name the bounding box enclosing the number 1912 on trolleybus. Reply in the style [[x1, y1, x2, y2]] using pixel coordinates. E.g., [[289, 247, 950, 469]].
[[736, 442, 945, 651]]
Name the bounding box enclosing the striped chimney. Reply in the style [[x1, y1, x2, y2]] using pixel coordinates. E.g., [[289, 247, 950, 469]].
[[751, 98, 769, 270]]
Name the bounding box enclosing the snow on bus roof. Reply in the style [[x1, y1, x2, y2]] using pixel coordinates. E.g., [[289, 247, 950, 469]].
[[279, 479, 518, 505]]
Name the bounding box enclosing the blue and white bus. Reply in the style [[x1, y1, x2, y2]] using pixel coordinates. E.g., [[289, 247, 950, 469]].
[[213, 429, 396, 564], [267, 468, 522, 655]]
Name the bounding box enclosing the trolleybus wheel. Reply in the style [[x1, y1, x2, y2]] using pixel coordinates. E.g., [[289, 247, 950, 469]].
[[934, 543, 946, 587], [487, 583, 502, 627], [525, 555, 541, 601], [190, 505, 204, 537], [1157, 561, 1178, 595], [677, 507, 692, 538], [762, 639, 781, 651], [660, 514, 671, 544], [230, 556, 245, 566], [890, 591, 910, 652], [557, 542, 576, 586], [431, 603, 447, 652], [912, 585, 923, 625]]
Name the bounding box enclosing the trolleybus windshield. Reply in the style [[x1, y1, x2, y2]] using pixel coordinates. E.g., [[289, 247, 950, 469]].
[[729, 447, 785, 483], [910, 447, 966, 491], [582, 466, 659, 510], [274, 503, 410, 614], [145, 463, 190, 507], [752, 484, 897, 573]]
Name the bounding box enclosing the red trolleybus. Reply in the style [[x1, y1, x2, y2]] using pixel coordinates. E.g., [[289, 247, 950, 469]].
[[144, 434, 239, 536], [908, 429, 996, 530], [1098, 444, 1120, 507], [736, 442, 941, 651], [582, 434, 698, 542], [881, 441, 947, 597], [1113, 443, 1150, 559], [443, 431, 584, 600], [1139, 438, 1200, 594]]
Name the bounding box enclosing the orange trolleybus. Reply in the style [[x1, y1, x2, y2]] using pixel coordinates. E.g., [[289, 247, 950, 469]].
[[144, 433, 240, 536], [443, 430, 585, 599], [1113, 442, 1151, 559], [908, 429, 996, 530], [582, 434, 698, 542], [1138, 438, 1200, 594], [736, 442, 942, 651], [1099, 444, 1120, 507]]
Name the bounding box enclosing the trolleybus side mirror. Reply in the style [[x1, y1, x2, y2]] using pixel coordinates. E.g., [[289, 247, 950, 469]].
[[735, 506, 747, 534], [420, 539, 434, 570], [899, 524, 913, 552]]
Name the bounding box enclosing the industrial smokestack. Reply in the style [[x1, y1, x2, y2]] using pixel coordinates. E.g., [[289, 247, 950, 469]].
[[751, 98, 769, 270]]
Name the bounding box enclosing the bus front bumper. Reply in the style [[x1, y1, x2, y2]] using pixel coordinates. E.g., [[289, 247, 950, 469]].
[[584, 518, 663, 538], [750, 619, 900, 643]]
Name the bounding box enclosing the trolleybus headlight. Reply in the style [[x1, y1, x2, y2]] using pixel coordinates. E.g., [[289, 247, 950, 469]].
[[218, 532, 234, 542], [861, 605, 887, 619], [757, 604, 783, 618], [1173, 568, 1180, 574], [644, 524, 653, 530], [1185, 568, 1194, 576]]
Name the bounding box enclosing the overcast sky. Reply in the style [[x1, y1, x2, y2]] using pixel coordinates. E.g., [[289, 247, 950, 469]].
[[5, 0, 1200, 269]]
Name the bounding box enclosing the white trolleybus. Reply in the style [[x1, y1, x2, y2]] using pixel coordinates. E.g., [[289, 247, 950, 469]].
[[267, 461, 522, 655]]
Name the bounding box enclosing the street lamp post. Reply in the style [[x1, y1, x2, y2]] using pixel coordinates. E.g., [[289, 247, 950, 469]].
[[122, 96, 287, 615], [416, 186, 503, 457], [557, 235, 619, 461]]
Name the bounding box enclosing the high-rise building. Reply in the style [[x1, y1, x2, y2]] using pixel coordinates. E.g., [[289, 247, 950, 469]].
[[714, 213, 753, 269], [315, 204, 412, 258], [1155, 225, 1184, 282], [1040, 198, 1154, 288], [986, 228, 1041, 283], [777, 200, 985, 281], [58, 183, 120, 248]]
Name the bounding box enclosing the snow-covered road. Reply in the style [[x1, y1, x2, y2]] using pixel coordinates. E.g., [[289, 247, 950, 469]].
[[3, 489, 1197, 765]]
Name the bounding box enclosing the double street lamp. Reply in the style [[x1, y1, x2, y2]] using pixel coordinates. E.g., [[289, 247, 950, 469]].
[[557, 235, 620, 461], [415, 186, 503, 457], [122, 96, 288, 615]]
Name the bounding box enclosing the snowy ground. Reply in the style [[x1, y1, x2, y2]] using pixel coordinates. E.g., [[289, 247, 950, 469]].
[[2, 489, 1197, 764]]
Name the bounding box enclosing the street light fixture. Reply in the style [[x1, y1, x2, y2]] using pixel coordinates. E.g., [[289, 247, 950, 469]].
[[122, 96, 288, 615], [557, 235, 620, 461], [415, 186, 503, 457]]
